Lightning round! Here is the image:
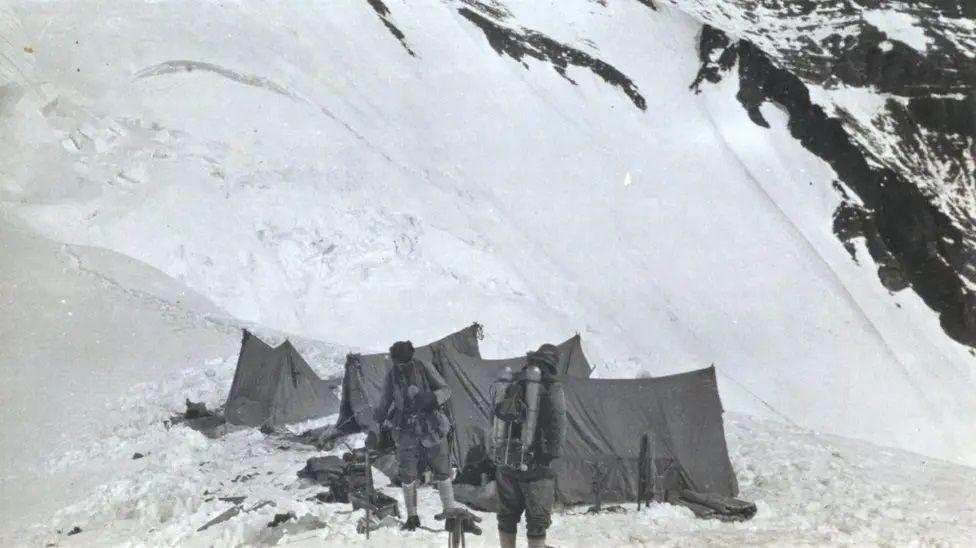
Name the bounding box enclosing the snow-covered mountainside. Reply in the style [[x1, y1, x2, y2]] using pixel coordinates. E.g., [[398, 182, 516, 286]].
[[670, 0, 976, 349], [1, 0, 975, 544], [3, 0, 975, 456]]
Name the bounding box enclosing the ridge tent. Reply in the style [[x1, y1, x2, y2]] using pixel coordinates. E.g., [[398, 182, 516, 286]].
[[335, 323, 484, 433], [433, 342, 740, 505], [548, 334, 593, 378], [557, 333, 593, 379], [422, 333, 593, 469], [462, 333, 593, 379], [225, 330, 339, 428], [335, 326, 595, 434]]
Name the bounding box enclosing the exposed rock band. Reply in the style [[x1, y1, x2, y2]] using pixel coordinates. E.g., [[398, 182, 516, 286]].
[[371, 340, 567, 548]]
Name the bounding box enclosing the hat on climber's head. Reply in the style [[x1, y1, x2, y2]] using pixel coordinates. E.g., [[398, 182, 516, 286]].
[[527, 343, 560, 374], [389, 340, 415, 364]]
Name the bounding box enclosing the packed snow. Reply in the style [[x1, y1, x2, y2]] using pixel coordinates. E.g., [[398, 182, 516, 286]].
[[12, 354, 976, 546], [860, 10, 932, 53], [2, 0, 975, 546]]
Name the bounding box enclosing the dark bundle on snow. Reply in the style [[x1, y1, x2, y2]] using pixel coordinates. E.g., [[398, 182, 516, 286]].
[[267, 512, 295, 528], [297, 453, 369, 502], [185, 399, 215, 419], [167, 399, 229, 439]]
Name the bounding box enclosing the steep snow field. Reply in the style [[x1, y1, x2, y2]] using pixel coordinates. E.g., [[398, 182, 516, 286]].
[[4, 0, 973, 461], [2, 0, 976, 545]]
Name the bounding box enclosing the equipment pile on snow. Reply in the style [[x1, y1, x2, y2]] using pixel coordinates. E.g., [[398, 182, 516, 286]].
[[167, 399, 232, 438], [212, 324, 753, 522], [298, 450, 371, 503]]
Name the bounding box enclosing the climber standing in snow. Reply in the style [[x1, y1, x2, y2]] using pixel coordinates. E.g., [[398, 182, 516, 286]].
[[372, 340, 457, 531], [495, 344, 567, 548]]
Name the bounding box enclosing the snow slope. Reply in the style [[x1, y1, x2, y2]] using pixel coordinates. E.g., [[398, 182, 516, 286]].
[[0, 218, 347, 537], [1, 0, 975, 545], [4, 0, 972, 462], [0, 218, 237, 530]]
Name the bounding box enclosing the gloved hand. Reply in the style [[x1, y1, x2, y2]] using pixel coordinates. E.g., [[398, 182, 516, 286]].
[[409, 390, 438, 412]]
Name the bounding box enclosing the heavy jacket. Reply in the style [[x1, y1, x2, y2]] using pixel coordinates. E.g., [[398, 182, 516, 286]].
[[374, 358, 452, 447]]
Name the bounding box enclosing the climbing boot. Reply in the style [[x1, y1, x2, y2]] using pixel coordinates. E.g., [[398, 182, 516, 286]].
[[401, 515, 421, 531], [401, 480, 419, 530]]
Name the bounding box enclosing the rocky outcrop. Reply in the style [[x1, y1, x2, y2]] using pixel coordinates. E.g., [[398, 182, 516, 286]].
[[364, 0, 416, 57], [677, 0, 976, 348], [457, 6, 647, 111]]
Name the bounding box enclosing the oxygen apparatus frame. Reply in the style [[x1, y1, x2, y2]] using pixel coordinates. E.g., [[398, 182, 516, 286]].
[[488, 364, 542, 471]]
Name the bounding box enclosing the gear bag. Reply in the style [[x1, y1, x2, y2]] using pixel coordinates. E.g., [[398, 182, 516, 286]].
[[494, 378, 526, 422], [490, 365, 542, 469]]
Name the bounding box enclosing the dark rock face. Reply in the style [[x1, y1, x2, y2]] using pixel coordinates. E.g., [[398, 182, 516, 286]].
[[670, 0, 975, 219], [908, 96, 975, 140], [457, 6, 647, 111], [689, 19, 976, 347], [365, 0, 416, 57], [459, 0, 513, 20], [690, 25, 737, 90], [357, 1, 648, 110]]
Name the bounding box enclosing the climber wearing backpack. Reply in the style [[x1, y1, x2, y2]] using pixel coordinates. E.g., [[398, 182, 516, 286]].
[[494, 343, 567, 548], [372, 340, 456, 531]]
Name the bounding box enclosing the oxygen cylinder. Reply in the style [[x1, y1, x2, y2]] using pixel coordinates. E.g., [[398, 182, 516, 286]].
[[490, 366, 513, 458], [519, 365, 542, 468]]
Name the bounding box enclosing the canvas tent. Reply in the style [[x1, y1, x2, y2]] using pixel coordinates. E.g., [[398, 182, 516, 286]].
[[544, 333, 593, 378], [561, 334, 594, 377], [335, 325, 595, 434], [335, 323, 484, 433], [434, 342, 739, 505], [225, 330, 340, 428]]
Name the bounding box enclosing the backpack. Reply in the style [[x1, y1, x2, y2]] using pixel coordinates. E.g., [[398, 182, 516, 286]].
[[494, 374, 528, 423]]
